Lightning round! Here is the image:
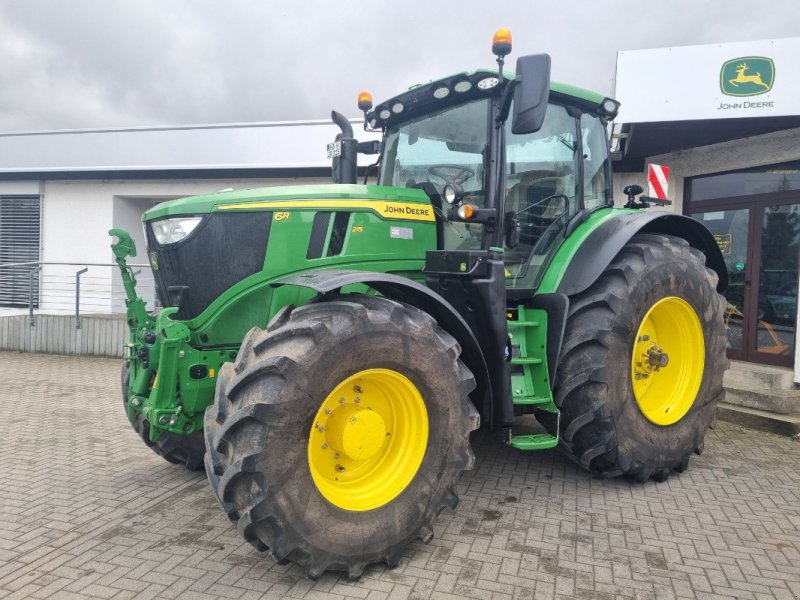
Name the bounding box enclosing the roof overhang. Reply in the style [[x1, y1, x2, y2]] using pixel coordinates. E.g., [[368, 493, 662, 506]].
[[614, 115, 800, 172]]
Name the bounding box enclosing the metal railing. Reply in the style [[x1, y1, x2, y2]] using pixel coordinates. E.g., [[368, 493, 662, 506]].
[[0, 261, 158, 327]]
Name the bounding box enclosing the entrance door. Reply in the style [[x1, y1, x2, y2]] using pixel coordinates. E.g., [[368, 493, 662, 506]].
[[691, 194, 800, 367]]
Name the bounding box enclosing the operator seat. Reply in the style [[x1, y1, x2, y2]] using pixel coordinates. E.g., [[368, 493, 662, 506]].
[[505, 171, 563, 219], [504, 172, 568, 261]]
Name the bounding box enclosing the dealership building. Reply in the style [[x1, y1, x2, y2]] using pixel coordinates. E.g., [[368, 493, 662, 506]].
[[612, 38, 800, 384], [1, 37, 799, 422]]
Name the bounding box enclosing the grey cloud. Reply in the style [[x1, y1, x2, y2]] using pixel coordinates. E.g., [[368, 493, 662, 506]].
[[0, 0, 798, 131]]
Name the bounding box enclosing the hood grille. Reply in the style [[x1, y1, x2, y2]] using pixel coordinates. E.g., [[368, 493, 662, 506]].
[[146, 211, 271, 320]]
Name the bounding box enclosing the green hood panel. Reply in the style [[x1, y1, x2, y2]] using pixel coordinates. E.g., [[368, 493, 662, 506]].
[[144, 184, 430, 221]]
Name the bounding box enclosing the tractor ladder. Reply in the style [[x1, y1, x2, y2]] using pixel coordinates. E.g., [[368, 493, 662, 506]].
[[506, 305, 559, 450]]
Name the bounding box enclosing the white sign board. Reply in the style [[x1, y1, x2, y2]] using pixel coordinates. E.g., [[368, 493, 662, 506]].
[[615, 38, 800, 123]]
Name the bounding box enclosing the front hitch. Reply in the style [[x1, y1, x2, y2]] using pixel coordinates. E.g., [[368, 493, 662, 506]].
[[109, 229, 149, 331]]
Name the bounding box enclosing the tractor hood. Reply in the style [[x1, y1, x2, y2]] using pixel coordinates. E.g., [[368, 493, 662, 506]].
[[143, 184, 432, 221], [142, 184, 437, 321]]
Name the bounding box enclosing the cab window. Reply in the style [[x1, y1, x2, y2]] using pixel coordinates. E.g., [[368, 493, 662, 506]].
[[379, 100, 489, 251], [581, 113, 612, 210], [503, 104, 579, 289]]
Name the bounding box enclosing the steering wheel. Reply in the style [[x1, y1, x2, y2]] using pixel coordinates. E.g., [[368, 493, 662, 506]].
[[428, 164, 475, 185]]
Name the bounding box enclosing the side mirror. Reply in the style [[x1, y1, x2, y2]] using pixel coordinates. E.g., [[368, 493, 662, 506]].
[[511, 54, 551, 135]]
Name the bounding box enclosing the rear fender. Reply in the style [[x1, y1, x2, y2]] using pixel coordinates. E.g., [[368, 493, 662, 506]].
[[271, 269, 493, 427], [555, 211, 728, 297]]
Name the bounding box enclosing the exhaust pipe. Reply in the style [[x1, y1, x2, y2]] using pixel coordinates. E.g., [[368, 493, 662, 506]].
[[330, 110, 357, 185]]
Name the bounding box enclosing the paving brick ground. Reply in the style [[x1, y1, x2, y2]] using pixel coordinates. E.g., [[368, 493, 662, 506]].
[[0, 351, 799, 600]]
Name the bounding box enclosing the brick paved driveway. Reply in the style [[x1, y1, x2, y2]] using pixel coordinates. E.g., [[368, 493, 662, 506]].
[[0, 351, 798, 600]]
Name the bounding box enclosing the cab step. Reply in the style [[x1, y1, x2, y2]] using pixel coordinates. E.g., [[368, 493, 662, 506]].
[[509, 433, 559, 450]]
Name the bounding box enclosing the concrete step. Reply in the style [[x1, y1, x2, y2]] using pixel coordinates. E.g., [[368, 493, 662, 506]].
[[716, 402, 800, 438], [723, 382, 800, 414], [723, 360, 796, 391]]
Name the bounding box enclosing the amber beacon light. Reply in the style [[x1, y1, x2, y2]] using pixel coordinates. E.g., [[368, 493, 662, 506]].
[[492, 28, 512, 57], [357, 91, 373, 112]]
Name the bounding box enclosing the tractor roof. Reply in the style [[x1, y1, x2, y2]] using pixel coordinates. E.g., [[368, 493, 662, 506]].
[[366, 69, 611, 130]]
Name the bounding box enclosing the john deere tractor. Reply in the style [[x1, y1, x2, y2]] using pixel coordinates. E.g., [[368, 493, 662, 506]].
[[111, 30, 727, 579]]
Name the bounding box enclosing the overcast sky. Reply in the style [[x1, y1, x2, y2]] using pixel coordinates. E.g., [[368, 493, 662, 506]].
[[1, 0, 798, 132]]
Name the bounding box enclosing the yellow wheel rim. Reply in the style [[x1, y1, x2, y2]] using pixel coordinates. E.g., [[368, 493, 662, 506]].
[[631, 296, 704, 426], [307, 368, 428, 511]]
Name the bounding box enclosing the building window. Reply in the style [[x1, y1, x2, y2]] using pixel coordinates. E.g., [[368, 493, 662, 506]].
[[687, 161, 800, 203], [0, 195, 41, 306]]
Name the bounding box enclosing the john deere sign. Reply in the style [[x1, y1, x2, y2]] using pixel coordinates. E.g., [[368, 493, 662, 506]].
[[615, 38, 799, 123], [720, 57, 775, 96]]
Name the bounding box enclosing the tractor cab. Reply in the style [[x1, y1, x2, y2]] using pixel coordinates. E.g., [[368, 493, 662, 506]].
[[332, 30, 622, 428], [337, 29, 620, 295]]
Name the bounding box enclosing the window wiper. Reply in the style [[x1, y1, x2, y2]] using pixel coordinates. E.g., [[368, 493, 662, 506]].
[[557, 136, 575, 152]]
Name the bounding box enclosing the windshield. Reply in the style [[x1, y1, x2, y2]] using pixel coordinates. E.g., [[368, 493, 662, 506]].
[[379, 99, 489, 251]]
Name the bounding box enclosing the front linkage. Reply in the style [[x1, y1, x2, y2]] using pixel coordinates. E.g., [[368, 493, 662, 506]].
[[110, 229, 227, 445]]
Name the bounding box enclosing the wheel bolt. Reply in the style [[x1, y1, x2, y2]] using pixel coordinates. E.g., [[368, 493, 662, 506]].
[[354, 397, 361, 403], [354, 386, 363, 393], [325, 408, 332, 415], [321, 443, 328, 450], [335, 464, 345, 472]]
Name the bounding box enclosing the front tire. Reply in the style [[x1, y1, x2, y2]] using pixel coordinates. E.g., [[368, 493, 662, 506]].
[[204, 295, 479, 578], [543, 233, 727, 481]]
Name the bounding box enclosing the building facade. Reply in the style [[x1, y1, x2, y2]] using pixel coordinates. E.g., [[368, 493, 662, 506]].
[[0, 120, 377, 315], [612, 37, 800, 378]]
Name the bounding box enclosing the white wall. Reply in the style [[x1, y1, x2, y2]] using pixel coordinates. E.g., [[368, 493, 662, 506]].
[[38, 176, 327, 314]]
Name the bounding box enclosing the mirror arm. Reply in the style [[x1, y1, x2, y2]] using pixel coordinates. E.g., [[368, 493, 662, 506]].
[[496, 78, 518, 124]]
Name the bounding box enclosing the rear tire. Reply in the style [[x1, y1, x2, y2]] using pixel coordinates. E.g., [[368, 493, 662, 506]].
[[541, 233, 727, 481], [204, 295, 479, 579], [121, 362, 205, 471]]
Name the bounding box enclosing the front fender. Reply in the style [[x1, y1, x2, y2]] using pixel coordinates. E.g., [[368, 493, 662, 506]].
[[272, 269, 493, 427]]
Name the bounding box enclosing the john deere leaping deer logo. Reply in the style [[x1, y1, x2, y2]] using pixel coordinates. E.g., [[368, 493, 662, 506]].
[[721, 57, 774, 96]]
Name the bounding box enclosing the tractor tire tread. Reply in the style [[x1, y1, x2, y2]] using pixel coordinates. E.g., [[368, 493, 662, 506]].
[[204, 295, 478, 578]]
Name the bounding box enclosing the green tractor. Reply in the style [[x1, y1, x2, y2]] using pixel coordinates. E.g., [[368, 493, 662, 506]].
[[111, 30, 728, 579]]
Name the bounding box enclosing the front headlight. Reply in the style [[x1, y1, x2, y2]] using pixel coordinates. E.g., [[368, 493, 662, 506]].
[[151, 216, 202, 245]]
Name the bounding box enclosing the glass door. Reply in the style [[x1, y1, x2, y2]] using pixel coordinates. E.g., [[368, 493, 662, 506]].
[[693, 201, 799, 367], [753, 204, 799, 363], [694, 209, 751, 358]]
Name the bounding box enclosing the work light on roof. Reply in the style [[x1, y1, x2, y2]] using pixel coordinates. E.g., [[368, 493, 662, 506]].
[[454, 80, 472, 93], [433, 86, 450, 99], [379, 108, 391, 120], [601, 97, 620, 117], [477, 76, 500, 90], [392, 102, 404, 114]]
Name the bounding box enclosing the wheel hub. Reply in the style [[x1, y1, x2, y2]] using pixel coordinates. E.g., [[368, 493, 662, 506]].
[[307, 369, 428, 511], [634, 339, 670, 377], [325, 405, 387, 461]]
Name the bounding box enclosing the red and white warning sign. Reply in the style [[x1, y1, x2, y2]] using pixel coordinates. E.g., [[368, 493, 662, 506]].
[[648, 163, 670, 201]]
